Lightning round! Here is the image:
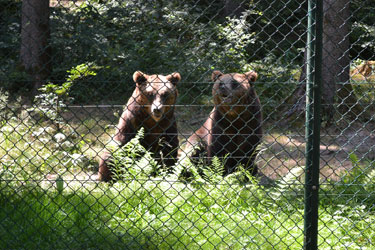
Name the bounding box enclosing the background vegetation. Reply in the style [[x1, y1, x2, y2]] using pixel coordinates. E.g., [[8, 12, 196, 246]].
[[1, 0, 374, 105], [1, 0, 375, 249]]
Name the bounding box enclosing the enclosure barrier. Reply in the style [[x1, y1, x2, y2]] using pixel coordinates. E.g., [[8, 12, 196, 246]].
[[1, 0, 375, 249]]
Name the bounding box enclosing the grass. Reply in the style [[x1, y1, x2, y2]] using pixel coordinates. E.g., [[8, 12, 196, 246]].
[[1, 179, 305, 249], [1, 177, 375, 249], [1, 110, 375, 249]]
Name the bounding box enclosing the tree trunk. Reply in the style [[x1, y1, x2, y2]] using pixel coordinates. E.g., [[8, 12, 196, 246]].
[[285, 0, 361, 125], [20, 0, 51, 97], [223, 0, 246, 18], [322, 0, 356, 121], [284, 49, 307, 121]]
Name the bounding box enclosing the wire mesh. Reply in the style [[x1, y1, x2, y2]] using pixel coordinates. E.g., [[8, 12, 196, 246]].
[[0, 0, 374, 249]]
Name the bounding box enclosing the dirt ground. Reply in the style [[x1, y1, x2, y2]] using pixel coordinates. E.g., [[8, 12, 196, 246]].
[[257, 121, 375, 182], [62, 106, 375, 183]]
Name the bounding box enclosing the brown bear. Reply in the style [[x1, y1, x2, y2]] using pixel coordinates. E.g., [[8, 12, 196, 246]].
[[186, 70, 262, 176], [98, 71, 181, 182]]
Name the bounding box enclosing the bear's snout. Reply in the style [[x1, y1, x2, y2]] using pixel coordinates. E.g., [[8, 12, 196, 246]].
[[152, 106, 162, 116], [219, 83, 226, 92], [215, 88, 233, 104], [151, 100, 164, 121]]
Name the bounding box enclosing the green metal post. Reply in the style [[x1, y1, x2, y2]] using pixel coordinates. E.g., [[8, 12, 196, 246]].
[[304, 0, 322, 249]]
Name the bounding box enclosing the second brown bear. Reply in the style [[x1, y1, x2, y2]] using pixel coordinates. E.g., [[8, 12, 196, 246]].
[[186, 70, 263, 176], [98, 71, 181, 182]]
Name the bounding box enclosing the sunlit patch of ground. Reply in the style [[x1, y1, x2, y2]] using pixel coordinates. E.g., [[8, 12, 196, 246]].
[[19, 106, 375, 186], [257, 122, 375, 182]]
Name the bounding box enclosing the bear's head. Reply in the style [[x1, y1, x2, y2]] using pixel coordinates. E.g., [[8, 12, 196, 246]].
[[211, 70, 257, 106], [133, 71, 181, 121]]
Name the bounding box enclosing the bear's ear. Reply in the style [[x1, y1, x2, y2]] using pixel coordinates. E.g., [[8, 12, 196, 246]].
[[133, 71, 148, 85], [245, 71, 258, 82], [166, 72, 181, 85], [211, 70, 223, 81]]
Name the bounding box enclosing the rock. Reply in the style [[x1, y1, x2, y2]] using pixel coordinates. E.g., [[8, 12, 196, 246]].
[[69, 153, 90, 168], [61, 140, 74, 150], [54, 133, 67, 143]]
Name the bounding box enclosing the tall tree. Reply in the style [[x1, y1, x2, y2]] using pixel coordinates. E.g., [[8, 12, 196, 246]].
[[286, 0, 361, 124], [322, 0, 361, 121], [20, 0, 51, 97], [223, 0, 246, 18]]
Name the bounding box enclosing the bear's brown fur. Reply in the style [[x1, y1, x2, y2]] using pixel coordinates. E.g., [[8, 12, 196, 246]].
[[186, 70, 262, 176], [98, 71, 181, 182]]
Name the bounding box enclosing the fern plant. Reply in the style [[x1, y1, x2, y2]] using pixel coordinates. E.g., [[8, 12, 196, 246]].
[[201, 156, 226, 184], [109, 128, 159, 181], [331, 153, 369, 202]]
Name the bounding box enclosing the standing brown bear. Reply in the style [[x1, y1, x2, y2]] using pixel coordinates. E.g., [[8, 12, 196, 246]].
[[186, 70, 262, 176], [98, 71, 181, 182]]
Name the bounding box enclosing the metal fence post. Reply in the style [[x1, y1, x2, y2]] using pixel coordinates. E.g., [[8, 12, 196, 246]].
[[304, 0, 322, 249]]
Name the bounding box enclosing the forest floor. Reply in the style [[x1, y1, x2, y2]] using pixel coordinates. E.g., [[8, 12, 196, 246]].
[[60, 105, 375, 184]]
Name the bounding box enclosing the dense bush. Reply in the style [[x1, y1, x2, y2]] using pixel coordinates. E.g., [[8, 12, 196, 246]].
[[0, 0, 30, 93], [0, 0, 374, 105], [350, 0, 375, 59], [51, 0, 307, 104]]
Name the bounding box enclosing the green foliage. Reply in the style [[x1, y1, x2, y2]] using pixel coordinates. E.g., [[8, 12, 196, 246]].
[[0, 118, 94, 182], [178, 150, 259, 186], [43, 63, 98, 97], [207, 12, 258, 72], [9, 0, 306, 103], [32, 92, 66, 125], [32, 63, 97, 126], [1, 117, 375, 249], [0, 88, 22, 124], [321, 153, 375, 208], [0, 179, 304, 249], [276, 165, 305, 200], [1, 0, 374, 106], [184, 155, 228, 184], [350, 0, 375, 60], [109, 128, 160, 181], [0, 89, 9, 121], [247, 55, 299, 116], [202, 156, 226, 182], [0, 0, 30, 93], [1, 163, 375, 249]]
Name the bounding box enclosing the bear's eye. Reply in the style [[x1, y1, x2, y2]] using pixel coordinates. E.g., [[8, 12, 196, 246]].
[[161, 93, 171, 101], [231, 80, 239, 89]]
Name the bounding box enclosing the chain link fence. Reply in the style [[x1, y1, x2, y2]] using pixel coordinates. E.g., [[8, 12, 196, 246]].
[[1, 0, 375, 249]]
